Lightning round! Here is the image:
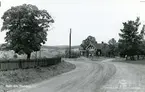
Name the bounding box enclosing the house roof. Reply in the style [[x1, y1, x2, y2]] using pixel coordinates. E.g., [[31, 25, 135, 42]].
[[96, 44, 102, 49], [85, 42, 102, 50]]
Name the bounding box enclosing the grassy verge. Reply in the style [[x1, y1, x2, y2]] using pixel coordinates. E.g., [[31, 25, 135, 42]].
[[112, 57, 145, 65], [0, 60, 76, 91], [64, 56, 108, 62]]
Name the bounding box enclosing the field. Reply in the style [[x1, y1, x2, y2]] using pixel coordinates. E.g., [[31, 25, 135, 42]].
[[0, 45, 69, 60]]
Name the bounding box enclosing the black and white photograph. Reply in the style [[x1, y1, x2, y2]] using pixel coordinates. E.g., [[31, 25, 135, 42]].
[[0, 0, 145, 92]]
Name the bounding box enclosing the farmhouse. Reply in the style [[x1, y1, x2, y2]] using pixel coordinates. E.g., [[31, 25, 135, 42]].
[[80, 42, 102, 57]]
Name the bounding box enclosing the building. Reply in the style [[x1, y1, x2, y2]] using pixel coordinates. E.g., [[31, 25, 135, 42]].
[[80, 42, 102, 57]]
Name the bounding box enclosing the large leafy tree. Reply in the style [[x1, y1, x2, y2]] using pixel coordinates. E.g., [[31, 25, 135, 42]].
[[1, 4, 54, 59], [80, 36, 97, 50], [118, 17, 141, 60]]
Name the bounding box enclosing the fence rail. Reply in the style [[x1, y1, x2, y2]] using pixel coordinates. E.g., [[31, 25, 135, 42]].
[[0, 57, 61, 71]]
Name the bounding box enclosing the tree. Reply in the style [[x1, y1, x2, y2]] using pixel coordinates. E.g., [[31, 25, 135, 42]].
[[139, 25, 145, 59], [1, 4, 54, 59], [0, 43, 11, 51], [140, 25, 145, 40], [118, 17, 141, 60], [80, 36, 97, 50], [108, 38, 118, 57], [80, 36, 97, 57], [101, 42, 109, 57]]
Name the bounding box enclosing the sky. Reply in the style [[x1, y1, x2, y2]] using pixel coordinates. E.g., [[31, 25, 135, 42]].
[[0, 0, 145, 46]]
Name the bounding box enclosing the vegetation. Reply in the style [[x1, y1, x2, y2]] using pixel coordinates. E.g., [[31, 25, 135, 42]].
[[65, 49, 80, 58], [108, 38, 118, 57], [1, 4, 145, 61], [80, 36, 97, 50], [80, 36, 119, 57], [118, 17, 145, 60], [101, 42, 110, 57], [1, 4, 54, 59], [0, 60, 75, 91]]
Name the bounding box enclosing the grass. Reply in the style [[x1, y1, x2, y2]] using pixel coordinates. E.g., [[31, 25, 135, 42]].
[[0, 60, 76, 91], [112, 57, 145, 65], [0, 46, 75, 91]]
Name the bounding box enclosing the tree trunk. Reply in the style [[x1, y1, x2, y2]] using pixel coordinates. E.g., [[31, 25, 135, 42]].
[[27, 53, 31, 60], [137, 55, 139, 60]]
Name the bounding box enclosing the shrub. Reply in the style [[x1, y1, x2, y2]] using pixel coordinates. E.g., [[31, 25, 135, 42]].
[[13, 54, 18, 59], [65, 49, 80, 58], [2, 53, 9, 60]]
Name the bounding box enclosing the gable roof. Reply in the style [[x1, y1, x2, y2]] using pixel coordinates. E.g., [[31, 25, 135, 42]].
[[85, 42, 102, 50], [86, 42, 96, 50]]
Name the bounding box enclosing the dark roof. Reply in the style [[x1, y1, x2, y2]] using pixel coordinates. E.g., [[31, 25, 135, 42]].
[[96, 44, 102, 49], [85, 42, 102, 50]]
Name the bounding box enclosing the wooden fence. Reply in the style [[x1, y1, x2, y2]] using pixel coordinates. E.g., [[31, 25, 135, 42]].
[[0, 57, 61, 71]]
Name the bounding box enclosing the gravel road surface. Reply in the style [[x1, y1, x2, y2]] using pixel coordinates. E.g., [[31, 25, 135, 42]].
[[10, 58, 145, 92], [15, 59, 116, 92], [98, 61, 145, 92]]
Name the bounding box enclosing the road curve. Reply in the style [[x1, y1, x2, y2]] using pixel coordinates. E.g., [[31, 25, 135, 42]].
[[16, 59, 116, 92]]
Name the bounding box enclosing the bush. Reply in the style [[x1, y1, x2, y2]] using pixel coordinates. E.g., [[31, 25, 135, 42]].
[[65, 49, 80, 58], [55, 53, 66, 58], [2, 53, 9, 60], [13, 54, 18, 59]]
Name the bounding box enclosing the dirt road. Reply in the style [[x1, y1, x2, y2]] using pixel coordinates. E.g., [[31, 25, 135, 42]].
[[10, 58, 145, 92], [14, 59, 116, 92], [98, 61, 145, 92]]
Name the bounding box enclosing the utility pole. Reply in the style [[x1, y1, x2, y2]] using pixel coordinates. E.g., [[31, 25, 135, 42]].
[[69, 28, 72, 58]]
